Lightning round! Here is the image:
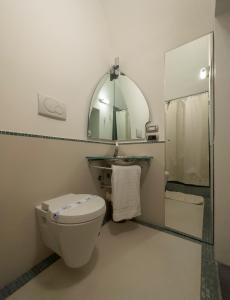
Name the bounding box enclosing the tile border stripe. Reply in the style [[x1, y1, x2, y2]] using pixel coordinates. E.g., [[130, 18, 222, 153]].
[[0, 254, 60, 300], [0, 131, 113, 145], [118, 140, 165, 144], [0, 131, 165, 145]]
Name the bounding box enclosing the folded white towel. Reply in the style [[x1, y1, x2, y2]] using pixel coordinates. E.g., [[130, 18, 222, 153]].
[[111, 165, 141, 222]]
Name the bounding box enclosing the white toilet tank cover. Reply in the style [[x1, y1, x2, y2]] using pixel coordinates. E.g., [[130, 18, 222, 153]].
[[42, 194, 106, 224]]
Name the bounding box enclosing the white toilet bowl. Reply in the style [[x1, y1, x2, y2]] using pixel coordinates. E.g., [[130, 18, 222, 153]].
[[36, 194, 106, 268]]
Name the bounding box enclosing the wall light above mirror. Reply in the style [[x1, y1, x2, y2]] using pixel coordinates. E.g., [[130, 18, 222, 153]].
[[87, 59, 150, 141], [164, 34, 211, 101]]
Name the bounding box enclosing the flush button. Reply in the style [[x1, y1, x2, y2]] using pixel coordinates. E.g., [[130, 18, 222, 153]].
[[38, 93, 67, 121]]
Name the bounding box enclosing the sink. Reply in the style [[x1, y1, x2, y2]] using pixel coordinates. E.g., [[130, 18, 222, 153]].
[[108, 157, 138, 166], [86, 155, 153, 166]]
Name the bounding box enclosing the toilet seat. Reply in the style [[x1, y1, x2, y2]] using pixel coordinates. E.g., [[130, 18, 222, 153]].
[[41, 194, 106, 224]]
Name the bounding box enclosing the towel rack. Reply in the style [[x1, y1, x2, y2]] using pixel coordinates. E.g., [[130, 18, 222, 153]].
[[90, 165, 146, 171], [90, 165, 112, 171], [87, 156, 152, 194], [101, 184, 112, 189]]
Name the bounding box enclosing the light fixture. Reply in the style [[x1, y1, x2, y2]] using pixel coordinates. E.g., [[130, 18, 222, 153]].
[[199, 67, 209, 80], [99, 98, 110, 105], [110, 57, 120, 81]]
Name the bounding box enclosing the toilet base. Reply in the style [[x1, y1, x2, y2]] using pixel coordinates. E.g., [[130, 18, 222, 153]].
[[37, 209, 105, 268]]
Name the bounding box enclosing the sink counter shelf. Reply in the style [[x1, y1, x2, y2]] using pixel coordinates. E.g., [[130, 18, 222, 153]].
[[86, 155, 153, 168], [86, 155, 153, 161]]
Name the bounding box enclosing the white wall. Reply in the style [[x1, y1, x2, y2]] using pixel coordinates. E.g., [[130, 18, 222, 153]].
[[0, 0, 215, 141], [0, 0, 111, 139], [101, 0, 215, 140], [164, 34, 210, 101], [215, 9, 230, 266]]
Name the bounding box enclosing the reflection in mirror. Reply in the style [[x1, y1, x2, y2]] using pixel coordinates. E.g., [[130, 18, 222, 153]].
[[88, 74, 114, 140], [164, 33, 213, 243], [88, 64, 150, 141]]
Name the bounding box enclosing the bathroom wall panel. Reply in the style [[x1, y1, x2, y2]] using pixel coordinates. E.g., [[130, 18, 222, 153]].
[[214, 9, 230, 266], [119, 143, 165, 226], [0, 135, 113, 287], [0, 0, 111, 140]]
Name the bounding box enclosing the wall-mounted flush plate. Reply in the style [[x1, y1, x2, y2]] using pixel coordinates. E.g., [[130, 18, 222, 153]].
[[38, 93, 66, 121]]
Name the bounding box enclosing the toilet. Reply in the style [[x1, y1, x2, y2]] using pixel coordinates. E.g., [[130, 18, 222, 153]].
[[36, 193, 106, 268]]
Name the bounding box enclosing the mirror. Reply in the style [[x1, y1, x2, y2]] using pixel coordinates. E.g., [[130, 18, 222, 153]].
[[164, 33, 213, 243], [88, 68, 150, 141]]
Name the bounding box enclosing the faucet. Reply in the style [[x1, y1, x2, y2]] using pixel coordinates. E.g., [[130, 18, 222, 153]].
[[113, 141, 119, 157]]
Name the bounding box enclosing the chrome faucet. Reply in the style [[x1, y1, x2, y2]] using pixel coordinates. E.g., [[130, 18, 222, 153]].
[[113, 141, 119, 157]]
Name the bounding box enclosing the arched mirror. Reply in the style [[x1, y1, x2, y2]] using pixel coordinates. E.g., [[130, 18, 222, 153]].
[[87, 61, 150, 141]]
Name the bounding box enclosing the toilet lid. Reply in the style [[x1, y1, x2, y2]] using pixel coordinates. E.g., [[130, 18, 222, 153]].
[[42, 194, 106, 224]]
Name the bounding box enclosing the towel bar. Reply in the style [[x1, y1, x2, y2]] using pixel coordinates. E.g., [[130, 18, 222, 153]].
[[91, 165, 112, 171], [101, 184, 112, 189], [90, 165, 145, 171]]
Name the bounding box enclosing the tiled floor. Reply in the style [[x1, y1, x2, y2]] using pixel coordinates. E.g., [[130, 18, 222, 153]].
[[8, 221, 201, 300]]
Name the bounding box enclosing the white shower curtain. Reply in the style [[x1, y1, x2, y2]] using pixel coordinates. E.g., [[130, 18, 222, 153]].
[[165, 92, 210, 186]]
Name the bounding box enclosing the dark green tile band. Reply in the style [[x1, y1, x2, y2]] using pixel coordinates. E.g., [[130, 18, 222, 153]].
[[0, 130, 113, 145], [134, 219, 203, 244], [0, 254, 60, 300], [118, 140, 165, 144], [201, 244, 222, 300], [0, 130, 165, 145]]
